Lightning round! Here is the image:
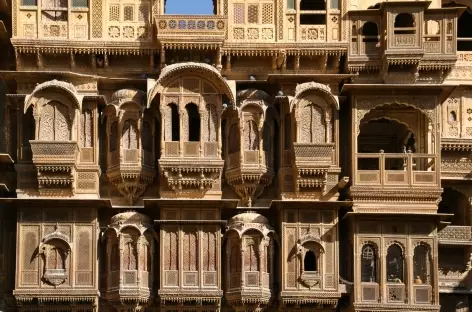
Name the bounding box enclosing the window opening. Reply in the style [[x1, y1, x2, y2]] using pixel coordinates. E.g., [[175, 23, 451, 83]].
[[458, 8, 472, 51], [394, 13, 415, 34], [72, 0, 88, 8], [304, 250, 317, 271], [386, 244, 404, 283], [287, 0, 295, 10], [41, 0, 68, 22], [300, 0, 326, 25], [362, 21, 379, 42], [361, 244, 377, 282], [186, 103, 200, 142], [22, 0, 37, 5], [413, 244, 430, 285], [169, 104, 180, 141]]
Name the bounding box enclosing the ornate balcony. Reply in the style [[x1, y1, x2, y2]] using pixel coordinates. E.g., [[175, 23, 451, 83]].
[[352, 152, 441, 209], [292, 143, 337, 195], [438, 225, 472, 245], [156, 15, 227, 46], [30, 141, 79, 196]]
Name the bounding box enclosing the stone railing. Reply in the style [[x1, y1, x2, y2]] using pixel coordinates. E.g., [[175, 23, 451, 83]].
[[355, 153, 438, 188], [438, 225, 472, 244], [30, 141, 79, 163], [293, 143, 334, 164], [156, 15, 227, 42], [300, 25, 326, 42]]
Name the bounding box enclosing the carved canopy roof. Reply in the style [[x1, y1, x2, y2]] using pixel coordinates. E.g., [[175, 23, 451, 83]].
[[147, 62, 236, 107], [24, 79, 81, 113], [292, 82, 339, 111]]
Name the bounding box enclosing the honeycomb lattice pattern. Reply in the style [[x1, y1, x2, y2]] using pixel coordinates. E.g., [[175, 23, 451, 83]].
[[109, 5, 119, 22], [262, 3, 273, 24], [138, 4, 149, 22], [91, 0, 102, 38], [233, 3, 245, 24], [248, 4, 259, 24], [124, 5, 134, 21]]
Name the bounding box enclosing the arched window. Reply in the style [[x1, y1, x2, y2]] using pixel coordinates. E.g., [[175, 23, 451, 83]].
[[186, 103, 200, 142], [413, 244, 431, 285], [47, 247, 66, 270], [458, 9, 472, 51], [169, 103, 180, 141], [230, 245, 241, 273], [361, 244, 378, 283], [123, 242, 137, 270], [394, 13, 415, 34], [304, 250, 317, 272], [244, 120, 259, 151], [122, 119, 138, 149], [386, 244, 404, 283], [299, 103, 325, 143], [449, 111, 457, 123], [39, 101, 71, 141], [362, 21, 379, 42], [299, 0, 326, 25], [244, 243, 259, 271], [284, 114, 291, 150]]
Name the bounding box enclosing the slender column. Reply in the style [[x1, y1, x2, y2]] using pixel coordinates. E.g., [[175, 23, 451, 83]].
[[258, 240, 265, 287], [295, 54, 300, 71], [225, 54, 232, 71], [160, 47, 166, 69], [179, 108, 183, 157], [216, 48, 223, 71], [240, 240, 246, 287], [0, 83, 7, 153], [199, 107, 204, 157], [217, 109, 222, 158], [160, 107, 165, 157]]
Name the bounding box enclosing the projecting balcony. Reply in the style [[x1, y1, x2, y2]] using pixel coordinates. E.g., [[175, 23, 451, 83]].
[[355, 153, 438, 187], [438, 225, 472, 245], [351, 152, 441, 206], [156, 15, 227, 46], [29, 141, 79, 195]]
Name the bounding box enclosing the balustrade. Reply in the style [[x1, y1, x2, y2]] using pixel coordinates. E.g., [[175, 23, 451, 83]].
[[438, 225, 472, 244], [355, 153, 438, 188], [157, 15, 227, 42]]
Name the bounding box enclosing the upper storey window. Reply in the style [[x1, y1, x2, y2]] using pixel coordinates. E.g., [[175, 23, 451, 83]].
[[300, 0, 326, 25], [22, 0, 37, 5], [42, 0, 68, 22], [72, 0, 88, 7], [394, 13, 416, 35], [458, 8, 472, 51], [108, 0, 150, 23]]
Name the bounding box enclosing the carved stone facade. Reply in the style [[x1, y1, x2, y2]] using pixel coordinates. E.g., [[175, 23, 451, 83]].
[[0, 0, 472, 312]]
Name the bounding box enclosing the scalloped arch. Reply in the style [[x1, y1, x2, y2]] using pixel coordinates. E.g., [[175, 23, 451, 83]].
[[147, 62, 236, 107], [291, 82, 339, 111], [24, 80, 81, 114]]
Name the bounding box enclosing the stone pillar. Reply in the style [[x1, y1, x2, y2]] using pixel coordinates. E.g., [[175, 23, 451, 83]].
[[0, 82, 7, 153]]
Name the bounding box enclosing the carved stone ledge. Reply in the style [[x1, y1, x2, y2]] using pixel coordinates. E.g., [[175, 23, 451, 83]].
[[441, 139, 472, 152], [226, 169, 274, 207], [159, 159, 224, 198], [106, 165, 156, 205], [30, 141, 79, 196]]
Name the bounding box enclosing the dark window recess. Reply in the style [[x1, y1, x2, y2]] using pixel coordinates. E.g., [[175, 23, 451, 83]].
[[170, 104, 180, 141], [304, 250, 317, 271], [394, 13, 415, 34], [458, 9, 472, 51], [186, 103, 200, 142], [362, 21, 379, 42], [300, 14, 326, 25], [300, 0, 326, 10]]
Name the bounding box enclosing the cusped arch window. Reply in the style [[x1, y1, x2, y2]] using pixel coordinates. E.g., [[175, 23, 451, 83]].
[[299, 103, 326, 143], [41, 238, 70, 286], [394, 13, 416, 34], [361, 244, 378, 283], [386, 244, 404, 283], [362, 21, 379, 42], [304, 250, 317, 272], [413, 244, 432, 285]]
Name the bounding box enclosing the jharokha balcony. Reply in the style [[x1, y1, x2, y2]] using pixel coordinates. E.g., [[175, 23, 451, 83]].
[[351, 151, 442, 210]]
